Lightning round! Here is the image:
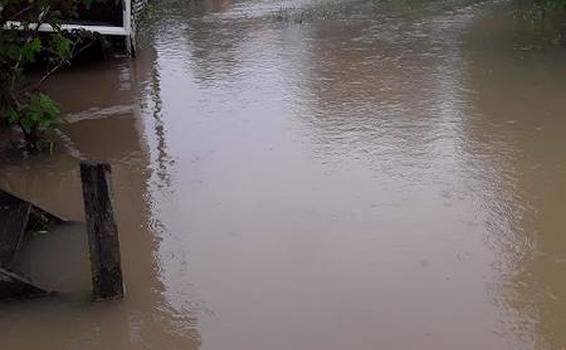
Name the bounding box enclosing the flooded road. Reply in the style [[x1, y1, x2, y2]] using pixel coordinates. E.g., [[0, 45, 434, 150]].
[[2, 0, 566, 349]]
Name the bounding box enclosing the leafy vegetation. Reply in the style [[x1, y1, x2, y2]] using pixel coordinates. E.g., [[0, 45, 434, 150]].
[[0, 0, 97, 151], [27, 210, 51, 235], [544, 0, 566, 7]]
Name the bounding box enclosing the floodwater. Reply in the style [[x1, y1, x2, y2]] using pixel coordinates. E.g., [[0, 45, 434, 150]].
[[1, 0, 566, 349]]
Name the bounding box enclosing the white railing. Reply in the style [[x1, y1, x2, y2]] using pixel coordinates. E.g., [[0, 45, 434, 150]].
[[4, 21, 129, 36], [4, 0, 134, 37]]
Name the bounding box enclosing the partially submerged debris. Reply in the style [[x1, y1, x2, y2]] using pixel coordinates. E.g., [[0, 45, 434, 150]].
[[80, 161, 125, 301], [1, 161, 125, 302], [0, 190, 32, 267], [0, 267, 50, 300], [0, 189, 66, 300]]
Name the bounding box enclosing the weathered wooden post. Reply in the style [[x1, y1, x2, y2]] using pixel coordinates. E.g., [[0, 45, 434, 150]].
[[80, 161, 124, 300]]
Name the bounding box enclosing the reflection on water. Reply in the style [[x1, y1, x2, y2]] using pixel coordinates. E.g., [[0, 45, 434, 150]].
[[1, 0, 566, 349]]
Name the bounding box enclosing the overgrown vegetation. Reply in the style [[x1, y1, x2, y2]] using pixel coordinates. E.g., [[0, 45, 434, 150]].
[[27, 210, 50, 235], [543, 0, 566, 7], [0, 0, 97, 151]]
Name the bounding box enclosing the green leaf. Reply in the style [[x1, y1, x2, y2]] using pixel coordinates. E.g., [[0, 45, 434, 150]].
[[5, 108, 20, 124], [51, 33, 72, 60], [6, 93, 61, 133], [21, 37, 42, 62], [83, 0, 95, 9]]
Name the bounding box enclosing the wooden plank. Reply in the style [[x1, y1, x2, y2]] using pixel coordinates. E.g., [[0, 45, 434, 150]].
[[0, 189, 67, 225], [0, 191, 31, 267], [80, 161, 124, 300], [0, 267, 49, 300], [30, 206, 67, 226]]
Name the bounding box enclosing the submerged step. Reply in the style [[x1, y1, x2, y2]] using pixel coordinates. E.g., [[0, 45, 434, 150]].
[[0, 267, 49, 300], [0, 189, 66, 300], [0, 190, 32, 266]]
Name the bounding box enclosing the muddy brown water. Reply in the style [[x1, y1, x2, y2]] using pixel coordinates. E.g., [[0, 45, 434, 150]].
[[2, 0, 566, 349]]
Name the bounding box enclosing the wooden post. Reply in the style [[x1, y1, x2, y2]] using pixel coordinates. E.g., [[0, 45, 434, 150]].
[[80, 161, 124, 300]]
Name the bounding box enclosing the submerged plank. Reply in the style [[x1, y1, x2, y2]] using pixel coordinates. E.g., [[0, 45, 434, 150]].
[[0, 189, 60, 300], [0, 267, 49, 300], [0, 189, 66, 224], [0, 191, 31, 266]]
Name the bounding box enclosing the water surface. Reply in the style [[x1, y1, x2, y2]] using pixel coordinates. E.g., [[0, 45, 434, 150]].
[[1, 0, 566, 349]]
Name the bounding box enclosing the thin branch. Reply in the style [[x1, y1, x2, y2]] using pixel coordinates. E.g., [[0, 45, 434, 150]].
[[10, 6, 51, 91], [7, 5, 34, 21], [36, 36, 97, 87]]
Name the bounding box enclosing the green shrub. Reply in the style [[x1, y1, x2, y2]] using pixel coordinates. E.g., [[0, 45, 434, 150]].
[[0, 0, 95, 151]]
